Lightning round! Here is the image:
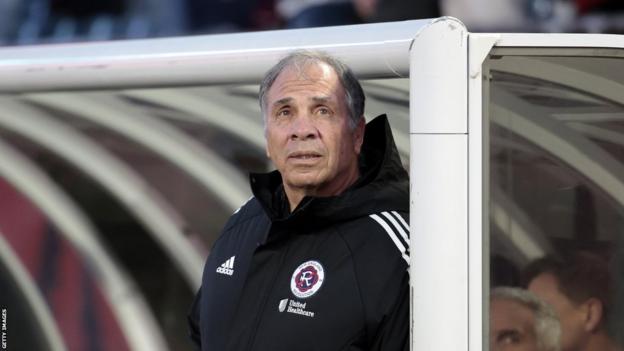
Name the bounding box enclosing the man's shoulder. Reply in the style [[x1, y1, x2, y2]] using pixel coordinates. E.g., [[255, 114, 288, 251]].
[[337, 210, 410, 267], [339, 210, 409, 241], [211, 196, 269, 252], [222, 196, 266, 232], [336, 210, 409, 312]]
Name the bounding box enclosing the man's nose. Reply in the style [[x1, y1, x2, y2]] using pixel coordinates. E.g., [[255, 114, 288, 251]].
[[290, 114, 317, 140]]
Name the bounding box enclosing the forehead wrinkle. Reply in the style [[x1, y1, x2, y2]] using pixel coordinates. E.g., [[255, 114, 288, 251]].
[[268, 63, 343, 111]]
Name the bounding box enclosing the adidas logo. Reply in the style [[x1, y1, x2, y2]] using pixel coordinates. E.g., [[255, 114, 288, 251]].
[[216, 256, 235, 276]]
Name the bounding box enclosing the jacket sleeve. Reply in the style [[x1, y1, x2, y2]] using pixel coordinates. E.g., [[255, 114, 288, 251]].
[[187, 288, 202, 349], [369, 272, 409, 351], [350, 213, 410, 351]]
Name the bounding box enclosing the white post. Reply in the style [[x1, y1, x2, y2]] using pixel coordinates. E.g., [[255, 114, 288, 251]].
[[409, 18, 469, 350]]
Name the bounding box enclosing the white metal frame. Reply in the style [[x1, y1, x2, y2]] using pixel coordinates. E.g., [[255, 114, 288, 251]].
[[409, 18, 470, 350], [0, 233, 67, 351], [0, 98, 204, 289], [0, 20, 423, 91], [122, 89, 267, 151], [0, 138, 167, 351], [22, 92, 251, 211]]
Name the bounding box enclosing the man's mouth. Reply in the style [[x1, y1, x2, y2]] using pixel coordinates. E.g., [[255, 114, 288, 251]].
[[288, 151, 322, 160]]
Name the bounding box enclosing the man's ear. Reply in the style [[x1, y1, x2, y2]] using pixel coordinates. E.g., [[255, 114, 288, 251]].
[[354, 117, 365, 154], [583, 298, 604, 332]]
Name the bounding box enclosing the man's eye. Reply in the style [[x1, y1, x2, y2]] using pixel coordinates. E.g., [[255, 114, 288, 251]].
[[316, 107, 331, 115], [276, 109, 291, 117]]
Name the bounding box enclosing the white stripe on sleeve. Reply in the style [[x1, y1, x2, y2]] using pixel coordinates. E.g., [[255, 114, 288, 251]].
[[369, 214, 410, 265], [381, 211, 409, 248], [391, 211, 409, 233]]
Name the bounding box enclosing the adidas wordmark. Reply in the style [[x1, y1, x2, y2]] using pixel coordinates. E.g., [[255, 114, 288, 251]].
[[216, 256, 235, 276]]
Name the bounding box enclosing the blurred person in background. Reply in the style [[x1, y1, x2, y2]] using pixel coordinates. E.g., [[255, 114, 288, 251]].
[[186, 0, 280, 33], [1, 0, 189, 45], [576, 0, 624, 14], [440, 0, 535, 31], [524, 252, 622, 351], [353, 0, 439, 23], [0, 0, 24, 44], [491, 287, 561, 351], [278, 0, 439, 28], [441, 0, 624, 33], [278, 0, 361, 28]]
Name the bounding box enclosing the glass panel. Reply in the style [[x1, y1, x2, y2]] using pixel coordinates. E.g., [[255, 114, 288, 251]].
[[487, 53, 624, 351]]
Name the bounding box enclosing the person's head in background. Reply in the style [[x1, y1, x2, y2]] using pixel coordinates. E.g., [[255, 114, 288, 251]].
[[524, 251, 620, 351], [490, 287, 561, 351]]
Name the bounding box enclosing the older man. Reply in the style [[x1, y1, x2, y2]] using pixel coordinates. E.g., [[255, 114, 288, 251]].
[[188, 50, 409, 350], [490, 287, 561, 351]]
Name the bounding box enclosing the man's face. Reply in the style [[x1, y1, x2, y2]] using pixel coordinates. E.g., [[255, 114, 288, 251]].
[[490, 298, 540, 351], [528, 273, 587, 351], [264, 61, 364, 198]]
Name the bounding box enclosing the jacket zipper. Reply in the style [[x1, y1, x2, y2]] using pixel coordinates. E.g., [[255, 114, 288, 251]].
[[244, 238, 290, 350]]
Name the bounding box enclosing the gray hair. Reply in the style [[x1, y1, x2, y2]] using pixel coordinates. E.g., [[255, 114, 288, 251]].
[[258, 50, 365, 130], [491, 287, 561, 351]]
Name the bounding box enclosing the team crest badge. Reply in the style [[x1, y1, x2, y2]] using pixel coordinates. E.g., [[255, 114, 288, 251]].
[[290, 260, 325, 298]]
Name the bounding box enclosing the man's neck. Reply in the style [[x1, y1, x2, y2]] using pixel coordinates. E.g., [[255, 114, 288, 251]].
[[286, 190, 306, 213], [584, 332, 622, 351], [284, 168, 360, 212]]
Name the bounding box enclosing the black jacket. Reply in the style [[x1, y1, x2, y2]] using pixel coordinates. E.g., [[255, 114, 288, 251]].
[[189, 115, 409, 351]]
